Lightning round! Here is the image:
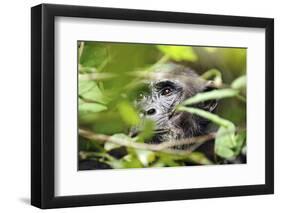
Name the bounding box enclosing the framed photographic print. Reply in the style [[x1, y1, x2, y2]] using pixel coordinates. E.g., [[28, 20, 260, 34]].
[[31, 3, 274, 209]]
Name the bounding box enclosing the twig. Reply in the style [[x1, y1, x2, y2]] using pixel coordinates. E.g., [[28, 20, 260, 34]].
[[79, 128, 216, 155]]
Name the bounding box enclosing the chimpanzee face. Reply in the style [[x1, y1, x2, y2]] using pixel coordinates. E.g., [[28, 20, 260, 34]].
[[130, 63, 217, 144], [135, 79, 184, 131]]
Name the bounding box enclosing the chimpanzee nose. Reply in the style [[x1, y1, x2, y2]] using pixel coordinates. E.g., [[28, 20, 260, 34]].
[[146, 108, 156, 115]]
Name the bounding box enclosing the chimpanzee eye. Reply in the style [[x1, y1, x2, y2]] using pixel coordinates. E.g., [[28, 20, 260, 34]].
[[161, 87, 173, 96]]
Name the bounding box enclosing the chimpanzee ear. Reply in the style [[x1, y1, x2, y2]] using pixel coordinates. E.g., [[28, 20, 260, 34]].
[[199, 81, 218, 112]]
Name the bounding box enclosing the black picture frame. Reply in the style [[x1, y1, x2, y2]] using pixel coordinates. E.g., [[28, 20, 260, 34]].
[[31, 3, 274, 209]]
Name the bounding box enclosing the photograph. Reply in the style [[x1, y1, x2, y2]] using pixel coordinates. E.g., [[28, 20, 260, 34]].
[[30, 3, 273, 209], [78, 41, 247, 170]]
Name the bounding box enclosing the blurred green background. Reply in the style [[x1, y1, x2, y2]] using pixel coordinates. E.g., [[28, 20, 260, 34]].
[[78, 41, 247, 170]]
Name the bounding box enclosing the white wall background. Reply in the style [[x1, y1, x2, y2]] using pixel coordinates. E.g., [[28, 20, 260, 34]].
[[0, 0, 279, 212]]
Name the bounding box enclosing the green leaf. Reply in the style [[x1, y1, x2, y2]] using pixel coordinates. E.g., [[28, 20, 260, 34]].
[[79, 102, 107, 113], [79, 80, 108, 104], [231, 75, 246, 90], [117, 101, 140, 126], [215, 146, 235, 159], [104, 142, 120, 151], [103, 152, 143, 169], [136, 119, 155, 142], [215, 123, 236, 159], [234, 131, 246, 155], [182, 89, 239, 106], [79, 43, 108, 68], [186, 152, 213, 165], [79, 80, 96, 94], [104, 134, 131, 151], [151, 162, 166, 168], [157, 154, 183, 167], [122, 154, 143, 168], [135, 150, 156, 167], [157, 45, 198, 62], [105, 159, 125, 169]]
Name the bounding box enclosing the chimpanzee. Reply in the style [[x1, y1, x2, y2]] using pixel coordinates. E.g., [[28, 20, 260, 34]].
[[130, 63, 217, 153]]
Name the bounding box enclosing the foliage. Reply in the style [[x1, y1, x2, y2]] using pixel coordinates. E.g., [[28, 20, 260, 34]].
[[78, 41, 247, 169]]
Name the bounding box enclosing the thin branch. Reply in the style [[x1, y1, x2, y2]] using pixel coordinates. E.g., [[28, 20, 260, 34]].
[[156, 133, 216, 149], [79, 128, 216, 155]]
